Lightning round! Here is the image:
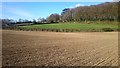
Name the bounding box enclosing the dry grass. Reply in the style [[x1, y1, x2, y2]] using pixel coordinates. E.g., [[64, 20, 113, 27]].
[[2, 30, 118, 66]]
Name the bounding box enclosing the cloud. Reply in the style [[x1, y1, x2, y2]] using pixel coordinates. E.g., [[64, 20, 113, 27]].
[[75, 4, 84, 7], [66, 3, 85, 9], [113, 0, 120, 2]]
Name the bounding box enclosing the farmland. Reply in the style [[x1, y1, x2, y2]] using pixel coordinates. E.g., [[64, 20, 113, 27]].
[[2, 30, 118, 66], [18, 22, 118, 32]]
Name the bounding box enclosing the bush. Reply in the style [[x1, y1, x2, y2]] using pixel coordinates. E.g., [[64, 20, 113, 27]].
[[59, 29, 63, 32], [102, 28, 114, 32], [65, 29, 70, 32], [76, 29, 81, 32]]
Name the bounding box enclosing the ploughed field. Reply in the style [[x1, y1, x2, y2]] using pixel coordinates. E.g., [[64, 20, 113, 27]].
[[2, 30, 118, 66]]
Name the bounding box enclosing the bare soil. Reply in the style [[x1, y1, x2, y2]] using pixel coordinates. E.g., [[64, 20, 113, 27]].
[[2, 30, 118, 66]]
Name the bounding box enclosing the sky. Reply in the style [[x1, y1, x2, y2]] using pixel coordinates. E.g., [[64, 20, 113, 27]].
[[1, 1, 113, 21], [2, 0, 114, 2]]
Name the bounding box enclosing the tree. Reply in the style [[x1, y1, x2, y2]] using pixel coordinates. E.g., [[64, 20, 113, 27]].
[[18, 19, 24, 23], [47, 13, 60, 23], [38, 18, 46, 23], [61, 8, 70, 15], [61, 2, 118, 22], [41, 18, 46, 23], [33, 19, 37, 24], [2, 19, 16, 28]]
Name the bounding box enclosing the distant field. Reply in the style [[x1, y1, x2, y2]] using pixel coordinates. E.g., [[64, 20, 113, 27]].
[[18, 22, 118, 32]]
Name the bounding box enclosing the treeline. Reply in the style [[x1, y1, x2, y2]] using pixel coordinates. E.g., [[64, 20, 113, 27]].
[[1, 2, 119, 29], [1, 19, 33, 29], [47, 2, 118, 23]]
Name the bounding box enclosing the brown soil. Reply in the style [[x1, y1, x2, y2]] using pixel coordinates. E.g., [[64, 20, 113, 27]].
[[2, 30, 118, 66]]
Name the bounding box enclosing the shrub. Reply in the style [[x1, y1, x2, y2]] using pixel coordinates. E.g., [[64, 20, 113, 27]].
[[65, 29, 69, 32], [102, 28, 114, 32]]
